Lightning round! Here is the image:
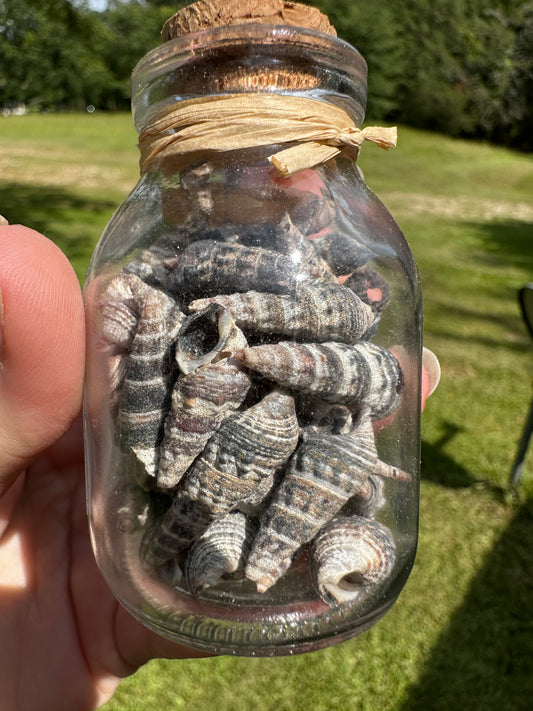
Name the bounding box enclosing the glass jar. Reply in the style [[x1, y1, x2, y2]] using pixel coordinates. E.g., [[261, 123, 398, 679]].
[[84, 22, 422, 656]]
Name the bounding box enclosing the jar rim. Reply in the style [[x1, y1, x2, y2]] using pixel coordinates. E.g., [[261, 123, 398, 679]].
[[132, 23, 367, 89]]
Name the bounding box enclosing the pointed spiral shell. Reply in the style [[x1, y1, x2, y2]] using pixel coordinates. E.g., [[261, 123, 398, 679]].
[[189, 281, 375, 344], [147, 389, 300, 566], [234, 340, 404, 420], [245, 408, 378, 592], [157, 307, 251, 489], [116, 280, 184, 480], [156, 240, 331, 298]]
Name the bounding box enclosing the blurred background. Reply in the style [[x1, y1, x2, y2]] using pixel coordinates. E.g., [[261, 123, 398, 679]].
[[1, 2, 532, 710]]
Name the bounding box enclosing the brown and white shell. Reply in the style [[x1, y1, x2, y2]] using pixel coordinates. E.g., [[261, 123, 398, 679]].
[[245, 407, 379, 592], [146, 389, 299, 566], [234, 340, 404, 420], [185, 511, 256, 592], [155, 239, 332, 298], [189, 281, 375, 344], [157, 307, 251, 489], [116, 280, 184, 480], [97, 273, 140, 352], [310, 515, 396, 606]]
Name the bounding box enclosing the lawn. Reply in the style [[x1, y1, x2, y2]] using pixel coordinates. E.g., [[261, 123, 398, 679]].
[[1, 113, 532, 710]]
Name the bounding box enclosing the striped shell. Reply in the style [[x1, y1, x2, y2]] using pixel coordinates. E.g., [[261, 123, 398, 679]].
[[310, 516, 396, 606], [245, 407, 378, 592], [97, 273, 140, 352], [157, 309, 251, 490], [147, 389, 299, 565], [220, 213, 336, 283], [189, 281, 375, 344], [234, 340, 404, 421], [117, 280, 184, 480], [185, 511, 255, 592], [155, 240, 331, 298]]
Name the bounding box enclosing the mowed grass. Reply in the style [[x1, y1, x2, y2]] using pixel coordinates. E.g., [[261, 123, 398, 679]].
[[1, 113, 532, 710]]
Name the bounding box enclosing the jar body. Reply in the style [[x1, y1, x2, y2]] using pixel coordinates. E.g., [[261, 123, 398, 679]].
[[84, 26, 422, 656]]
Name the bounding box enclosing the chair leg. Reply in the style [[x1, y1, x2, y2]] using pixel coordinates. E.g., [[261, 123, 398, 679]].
[[509, 393, 533, 490]]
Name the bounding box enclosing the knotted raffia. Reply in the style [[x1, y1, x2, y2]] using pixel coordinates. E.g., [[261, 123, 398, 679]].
[[138, 93, 397, 177]]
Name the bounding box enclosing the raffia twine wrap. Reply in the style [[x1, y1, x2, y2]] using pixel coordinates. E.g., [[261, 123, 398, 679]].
[[138, 93, 396, 177]]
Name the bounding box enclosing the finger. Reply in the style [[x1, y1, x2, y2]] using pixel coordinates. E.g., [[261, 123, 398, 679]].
[[0, 225, 85, 493]]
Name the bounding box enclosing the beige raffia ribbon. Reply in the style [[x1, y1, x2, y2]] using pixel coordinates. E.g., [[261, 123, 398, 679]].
[[138, 93, 397, 177]]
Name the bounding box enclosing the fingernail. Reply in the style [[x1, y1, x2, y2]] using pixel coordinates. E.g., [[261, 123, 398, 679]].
[[422, 347, 441, 396], [0, 215, 8, 226]]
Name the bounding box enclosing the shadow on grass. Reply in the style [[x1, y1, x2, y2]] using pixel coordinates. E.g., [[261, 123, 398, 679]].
[[399, 497, 533, 711], [469, 219, 533, 275], [0, 182, 116, 277], [421, 422, 476, 488]]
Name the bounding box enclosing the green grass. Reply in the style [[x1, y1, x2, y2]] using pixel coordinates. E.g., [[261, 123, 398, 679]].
[[1, 113, 533, 710]]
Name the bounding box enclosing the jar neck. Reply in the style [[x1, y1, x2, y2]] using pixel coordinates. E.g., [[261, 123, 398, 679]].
[[131, 25, 367, 135]]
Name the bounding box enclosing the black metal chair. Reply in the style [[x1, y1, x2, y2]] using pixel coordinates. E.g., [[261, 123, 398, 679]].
[[509, 284, 533, 490]]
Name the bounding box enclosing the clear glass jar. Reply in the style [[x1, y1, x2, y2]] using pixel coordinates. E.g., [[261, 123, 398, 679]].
[[84, 23, 422, 656]]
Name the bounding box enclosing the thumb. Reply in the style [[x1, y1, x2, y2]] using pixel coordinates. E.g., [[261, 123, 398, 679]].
[[0, 224, 85, 493]]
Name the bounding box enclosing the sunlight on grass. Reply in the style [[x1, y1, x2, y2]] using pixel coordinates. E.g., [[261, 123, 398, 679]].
[[1, 114, 532, 711]]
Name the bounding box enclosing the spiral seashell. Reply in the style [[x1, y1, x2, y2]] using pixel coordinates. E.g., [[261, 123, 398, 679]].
[[245, 407, 378, 592], [157, 310, 251, 489], [220, 214, 336, 284], [311, 231, 373, 276], [118, 283, 185, 479], [234, 340, 404, 420], [155, 240, 330, 298], [147, 389, 300, 566], [189, 281, 375, 344], [310, 516, 396, 606], [176, 303, 245, 374], [185, 511, 256, 592], [97, 273, 140, 352]]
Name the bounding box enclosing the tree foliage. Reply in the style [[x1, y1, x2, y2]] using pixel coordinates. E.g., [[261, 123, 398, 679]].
[[0, 0, 531, 149]]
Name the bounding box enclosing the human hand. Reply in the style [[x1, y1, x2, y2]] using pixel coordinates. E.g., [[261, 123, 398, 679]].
[[0, 222, 438, 711], [0, 224, 204, 711]]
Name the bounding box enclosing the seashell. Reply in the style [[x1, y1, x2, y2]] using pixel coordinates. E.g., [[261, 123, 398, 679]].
[[146, 389, 300, 565], [189, 281, 375, 344], [220, 214, 336, 284], [234, 340, 404, 421], [116, 482, 153, 534], [123, 244, 178, 286], [97, 273, 140, 352], [310, 231, 373, 276], [157, 310, 251, 489], [176, 303, 245, 374], [310, 516, 396, 606], [118, 283, 185, 479], [106, 353, 129, 412], [340, 475, 386, 519], [154, 240, 330, 298], [185, 511, 256, 592], [245, 407, 379, 592]]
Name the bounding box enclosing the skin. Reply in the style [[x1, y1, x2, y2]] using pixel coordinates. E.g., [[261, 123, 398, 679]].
[[0, 225, 203, 711], [0, 224, 435, 710]]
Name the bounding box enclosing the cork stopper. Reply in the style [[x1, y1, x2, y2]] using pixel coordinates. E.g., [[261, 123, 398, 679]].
[[162, 0, 337, 41]]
